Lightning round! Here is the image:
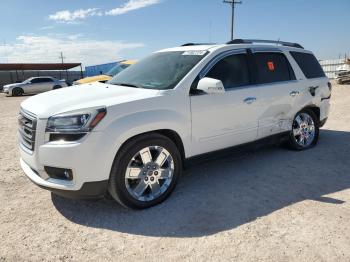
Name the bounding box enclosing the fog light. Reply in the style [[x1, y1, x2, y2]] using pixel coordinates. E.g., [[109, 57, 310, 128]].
[[44, 166, 73, 181]]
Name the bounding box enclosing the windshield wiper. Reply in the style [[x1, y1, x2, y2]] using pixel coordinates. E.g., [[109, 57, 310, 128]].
[[111, 82, 143, 88]]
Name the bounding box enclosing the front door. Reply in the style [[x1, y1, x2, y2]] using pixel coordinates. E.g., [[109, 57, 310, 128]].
[[190, 51, 260, 156], [25, 78, 41, 94]]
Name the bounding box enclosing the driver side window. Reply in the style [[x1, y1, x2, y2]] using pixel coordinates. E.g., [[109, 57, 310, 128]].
[[206, 54, 250, 90], [30, 78, 40, 84]]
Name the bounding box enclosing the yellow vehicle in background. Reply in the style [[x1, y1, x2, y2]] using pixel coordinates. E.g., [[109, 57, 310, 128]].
[[73, 60, 136, 85]]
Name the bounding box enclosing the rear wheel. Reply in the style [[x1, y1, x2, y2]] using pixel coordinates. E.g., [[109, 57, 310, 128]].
[[108, 133, 182, 209], [12, 87, 23, 96], [53, 85, 62, 90], [287, 109, 319, 150]]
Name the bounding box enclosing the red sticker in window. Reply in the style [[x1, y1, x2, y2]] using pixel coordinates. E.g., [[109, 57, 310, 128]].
[[267, 61, 275, 71]]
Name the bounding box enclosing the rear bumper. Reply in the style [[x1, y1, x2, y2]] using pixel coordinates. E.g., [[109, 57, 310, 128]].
[[21, 158, 108, 199]]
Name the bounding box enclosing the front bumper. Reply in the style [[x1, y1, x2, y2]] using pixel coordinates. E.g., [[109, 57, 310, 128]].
[[22, 158, 108, 199], [19, 117, 116, 198]]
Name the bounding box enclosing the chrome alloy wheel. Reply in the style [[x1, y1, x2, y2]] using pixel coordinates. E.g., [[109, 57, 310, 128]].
[[125, 146, 175, 202], [292, 112, 316, 147]]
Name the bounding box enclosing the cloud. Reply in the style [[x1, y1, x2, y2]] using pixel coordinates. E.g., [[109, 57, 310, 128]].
[[0, 35, 143, 66], [49, 8, 102, 23], [48, 0, 161, 23], [106, 0, 160, 16], [39, 25, 55, 30]]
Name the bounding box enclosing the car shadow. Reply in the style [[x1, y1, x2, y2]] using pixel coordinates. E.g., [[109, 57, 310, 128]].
[[52, 129, 350, 237]]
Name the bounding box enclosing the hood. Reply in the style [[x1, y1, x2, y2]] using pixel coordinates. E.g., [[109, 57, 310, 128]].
[[4, 83, 23, 89], [20, 82, 160, 118], [76, 75, 112, 84]]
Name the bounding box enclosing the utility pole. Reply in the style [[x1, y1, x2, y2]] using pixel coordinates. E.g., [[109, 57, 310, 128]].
[[59, 52, 68, 81], [59, 52, 66, 64], [3, 39, 9, 63], [223, 0, 242, 41]]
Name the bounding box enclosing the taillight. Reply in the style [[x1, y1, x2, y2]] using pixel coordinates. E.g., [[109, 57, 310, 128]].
[[328, 82, 332, 92]]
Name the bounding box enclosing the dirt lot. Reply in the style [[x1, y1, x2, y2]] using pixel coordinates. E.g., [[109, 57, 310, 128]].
[[1, 84, 350, 262]]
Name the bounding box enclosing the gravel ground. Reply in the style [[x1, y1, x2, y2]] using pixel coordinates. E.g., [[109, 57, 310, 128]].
[[1, 84, 350, 262]]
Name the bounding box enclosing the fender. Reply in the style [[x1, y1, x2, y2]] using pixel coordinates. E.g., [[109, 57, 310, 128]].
[[103, 109, 190, 173]]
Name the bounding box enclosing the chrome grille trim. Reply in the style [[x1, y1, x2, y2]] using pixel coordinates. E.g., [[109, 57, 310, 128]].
[[18, 108, 37, 151]]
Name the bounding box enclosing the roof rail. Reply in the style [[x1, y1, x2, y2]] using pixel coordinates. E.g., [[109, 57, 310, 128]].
[[181, 43, 215, 47], [226, 39, 304, 49]]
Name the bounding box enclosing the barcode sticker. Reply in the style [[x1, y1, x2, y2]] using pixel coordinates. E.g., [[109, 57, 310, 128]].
[[182, 51, 207, 56]]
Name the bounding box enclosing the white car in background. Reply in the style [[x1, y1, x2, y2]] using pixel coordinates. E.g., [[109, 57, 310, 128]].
[[3, 77, 67, 96]]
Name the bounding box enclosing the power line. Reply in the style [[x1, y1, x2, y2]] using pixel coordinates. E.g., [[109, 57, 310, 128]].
[[223, 0, 242, 41]]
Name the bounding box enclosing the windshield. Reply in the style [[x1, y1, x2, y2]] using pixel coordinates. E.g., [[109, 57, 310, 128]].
[[23, 78, 34, 84], [108, 51, 208, 90], [106, 63, 130, 77]]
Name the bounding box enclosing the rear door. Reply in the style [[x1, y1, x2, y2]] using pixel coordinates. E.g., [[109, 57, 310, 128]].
[[250, 50, 304, 139]]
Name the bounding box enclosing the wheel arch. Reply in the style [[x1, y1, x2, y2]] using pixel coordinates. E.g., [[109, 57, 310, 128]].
[[116, 129, 186, 164], [302, 105, 320, 123]]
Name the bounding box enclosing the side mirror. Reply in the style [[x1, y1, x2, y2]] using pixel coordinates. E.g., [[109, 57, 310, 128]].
[[197, 77, 225, 94]]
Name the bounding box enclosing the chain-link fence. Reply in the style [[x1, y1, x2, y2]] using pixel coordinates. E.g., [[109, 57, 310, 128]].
[[320, 59, 349, 79]]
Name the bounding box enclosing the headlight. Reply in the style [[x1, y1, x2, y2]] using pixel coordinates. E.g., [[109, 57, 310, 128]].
[[46, 107, 106, 133]]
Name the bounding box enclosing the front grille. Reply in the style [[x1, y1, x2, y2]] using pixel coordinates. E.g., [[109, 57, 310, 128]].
[[18, 109, 37, 151]]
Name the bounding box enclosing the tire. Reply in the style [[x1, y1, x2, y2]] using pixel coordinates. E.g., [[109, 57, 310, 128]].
[[287, 109, 319, 150], [108, 133, 182, 209], [53, 85, 62, 90], [12, 87, 23, 96]]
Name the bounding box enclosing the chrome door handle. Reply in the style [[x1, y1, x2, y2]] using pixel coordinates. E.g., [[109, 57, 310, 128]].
[[244, 97, 257, 104], [290, 91, 300, 97]]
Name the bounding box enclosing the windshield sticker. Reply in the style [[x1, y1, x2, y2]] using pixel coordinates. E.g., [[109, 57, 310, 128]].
[[182, 51, 207, 56]]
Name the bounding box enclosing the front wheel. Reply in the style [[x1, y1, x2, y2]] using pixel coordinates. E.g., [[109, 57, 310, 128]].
[[108, 133, 182, 209], [12, 87, 23, 96], [287, 109, 319, 150]]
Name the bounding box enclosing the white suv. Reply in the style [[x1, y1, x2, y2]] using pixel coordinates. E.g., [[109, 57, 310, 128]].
[[19, 39, 331, 209]]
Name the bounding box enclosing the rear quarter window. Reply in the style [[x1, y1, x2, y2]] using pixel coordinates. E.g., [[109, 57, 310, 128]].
[[253, 52, 296, 84], [290, 52, 326, 79]]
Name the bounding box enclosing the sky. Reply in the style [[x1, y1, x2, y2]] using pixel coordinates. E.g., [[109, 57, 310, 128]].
[[0, 0, 349, 66]]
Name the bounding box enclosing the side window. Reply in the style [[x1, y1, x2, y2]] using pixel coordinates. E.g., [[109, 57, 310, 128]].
[[290, 52, 326, 79], [30, 78, 40, 83], [39, 78, 52, 83], [253, 52, 296, 84], [206, 54, 250, 89]]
